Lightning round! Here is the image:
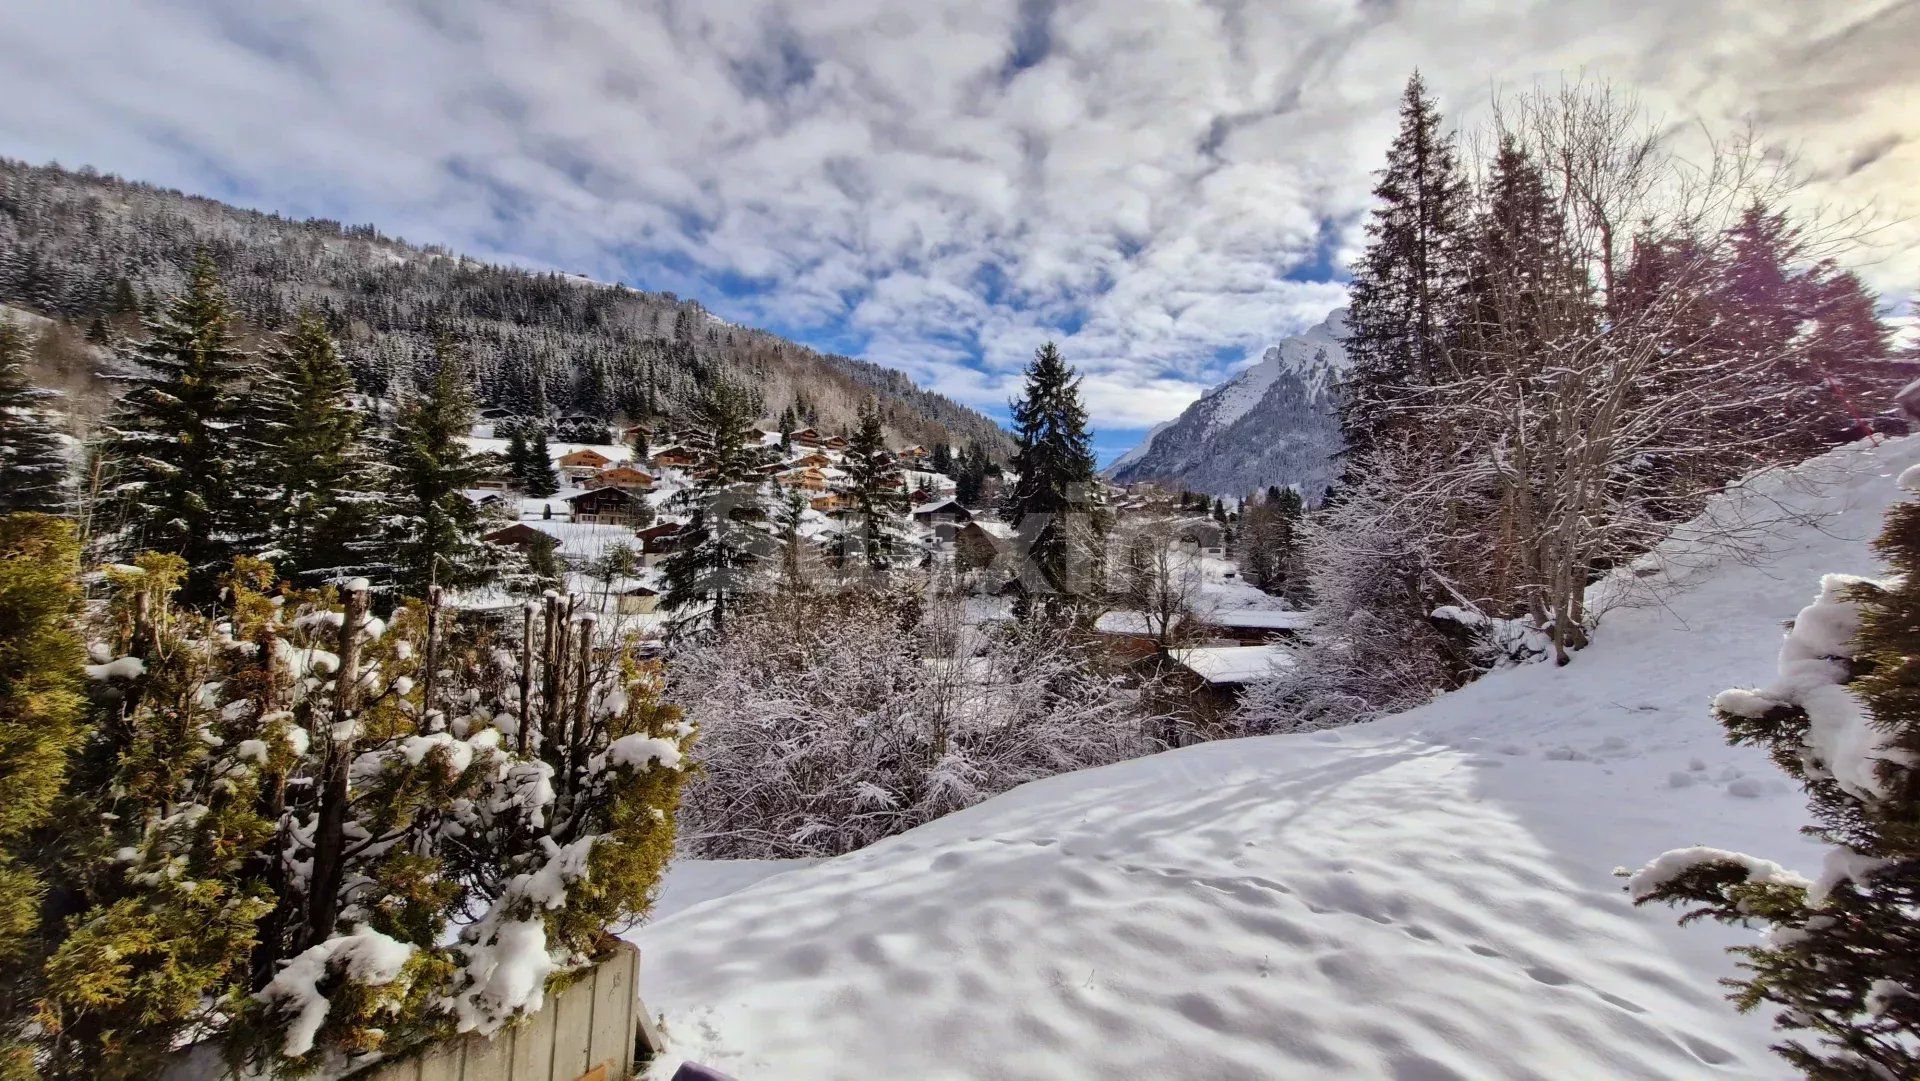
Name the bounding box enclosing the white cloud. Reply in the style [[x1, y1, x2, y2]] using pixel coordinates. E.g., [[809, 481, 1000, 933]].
[[0, 0, 1913, 433]]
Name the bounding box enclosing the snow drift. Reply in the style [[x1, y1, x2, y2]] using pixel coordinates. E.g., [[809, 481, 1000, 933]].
[[630, 436, 1918, 1080]]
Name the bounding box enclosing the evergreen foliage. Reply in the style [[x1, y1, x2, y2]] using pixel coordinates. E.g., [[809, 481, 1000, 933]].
[[105, 252, 259, 603], [524, 425, 560, 497], [0, 515, 84, 1076], [838, 401, 909, 573], [0, 321, 67, 512], [1341, 72, 1470, 459], [1005, 343, 1103, 620], [386, 339, 500, 598], [1632, 484, 1920, 1079], [25, 561, 691, 1079], [256, 313, 391, 586], [661, 377, 774, 639]]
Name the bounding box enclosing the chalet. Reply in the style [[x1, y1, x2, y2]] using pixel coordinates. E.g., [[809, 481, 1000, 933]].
[[556, 448, 614, 480], [585, 464, 657, 492], [787, 451, 833, 470], [790, 427, 824, 447], [634, 522, 684, 566], [562, 487, 645, 526], [621, 423, 652, 445], [462, 489, 507, 510], [821, 435, 850, 451], [477, 406, 515, 422], [898, 445, 930, 463], [911, 498, 971, 527], [483, 522, 554, 557], [649, 446, 698, 470], [613, 582, 662, 615], [953, 519, 1011, 573], [810, 492, 846, 513], [778, 467, 830, 492], [1161, 643, 1297, 736]]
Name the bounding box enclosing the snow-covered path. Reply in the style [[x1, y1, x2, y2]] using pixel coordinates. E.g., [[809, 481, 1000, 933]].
[[630, 437, 1916, 1079]]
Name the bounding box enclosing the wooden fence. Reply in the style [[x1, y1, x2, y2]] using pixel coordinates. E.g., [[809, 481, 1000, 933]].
[[164, 943, 662, 1081]]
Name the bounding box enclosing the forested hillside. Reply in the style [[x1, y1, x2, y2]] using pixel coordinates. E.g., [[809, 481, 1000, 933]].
[[0, 158, 1013, 453]]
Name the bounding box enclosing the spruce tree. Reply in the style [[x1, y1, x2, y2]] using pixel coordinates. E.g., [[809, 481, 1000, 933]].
[[1632, 486, 1920, 1078], [838, 401, 909, 573], [1342, 72, 1470, 458], [386, 339, 498, 598], [525, 425, 560, 497], [662, 377, 773, 639], [256, 313, 389, 586], [0, 321, 67, 512], [504, 422, 532, 490], [1005, 342, 1102, 620], [105, 252, 257, 603]]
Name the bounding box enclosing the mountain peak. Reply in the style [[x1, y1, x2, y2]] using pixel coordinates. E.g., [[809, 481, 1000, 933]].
[[1107, 308, 1349, 498]]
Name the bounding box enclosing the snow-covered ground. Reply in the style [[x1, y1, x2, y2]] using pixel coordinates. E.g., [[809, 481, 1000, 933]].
[[627, 435, 1915, 1079]]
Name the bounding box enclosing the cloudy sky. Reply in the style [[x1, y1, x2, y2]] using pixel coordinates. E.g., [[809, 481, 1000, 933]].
[[3, 1, 1916, 459]]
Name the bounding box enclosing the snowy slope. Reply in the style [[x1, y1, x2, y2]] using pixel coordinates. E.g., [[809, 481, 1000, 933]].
[[1108, 308, 1349, 498], [630, 436, 1916, 1080]]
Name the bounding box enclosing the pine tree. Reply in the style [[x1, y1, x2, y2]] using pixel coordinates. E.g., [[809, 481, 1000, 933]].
[[1005, 343, 1103, 621], [525, 425, 560, 497], [0, 321, 67, 512], [1342, 72, 1470, 459], [930, 442, 953, 476], [386, 339, 498, 598], [1631, 484, 1920, 1078], [105, 252, 258, 603], [504, 422, 533, 489], [0, 515, 84, 1074], [255, 313, 389, 586], [837, 402, 909, 574], [662, 377, 773, 639]]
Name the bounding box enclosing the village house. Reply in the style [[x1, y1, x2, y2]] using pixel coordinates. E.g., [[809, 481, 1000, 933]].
[[621, 423, 652, 446], [911, 498, 972, 541], [810, 492, 846, 513], [786, 450, 833, 470], [556, 447, 614, 480], [562, 486, 646, 526], [778, 467, 830, 492], [585, 464, 657, 493], [790, 427, 824, 447], [821, 435, 850, 451], [649, 445, 698, 470], [612, 582, 662, 615], [634, 522, 684, 566]]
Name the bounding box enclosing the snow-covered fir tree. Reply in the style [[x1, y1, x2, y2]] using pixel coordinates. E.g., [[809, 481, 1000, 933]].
[[1340, 71, 1470, 460], [0, 320, 67, 512], [1631, 473, 1920, 1079], [523, 424, 560, 497], [256, 312, 390, 586], [662, 377, 774, 639], [1005, 342, 1104, 621], [104, 251, 260, 603], [837, 400, 908, 573], [386, 339, 501, 598]]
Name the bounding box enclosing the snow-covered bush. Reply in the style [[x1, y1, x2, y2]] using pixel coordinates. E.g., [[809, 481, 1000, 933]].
[[1234, 454, 1467, 733], [673, 584, 1153, 858], [29, 561, 691, 1080], [1630, 473, 1920, 1078]]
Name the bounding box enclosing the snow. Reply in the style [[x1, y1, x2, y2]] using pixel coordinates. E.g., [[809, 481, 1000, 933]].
[[84, 656, 146, 680], [1167, 643, 1297, 684], [598, 733, 683, 772], [650, 859, 823, 920], [628, 436, 1920, 1081], [1623, 847, 1810, 901], [257, 925, 415, 1058]]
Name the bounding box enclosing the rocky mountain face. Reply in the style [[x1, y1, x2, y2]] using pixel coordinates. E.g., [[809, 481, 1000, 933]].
[[0, 158, 1013, 456], [1108, 308, 1349, 500]]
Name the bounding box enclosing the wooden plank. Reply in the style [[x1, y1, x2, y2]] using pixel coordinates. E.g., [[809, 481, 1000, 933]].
[[548, 972, 596, 1080], [584, 947, 636, 1077], [460, 1025, 516, 1081]]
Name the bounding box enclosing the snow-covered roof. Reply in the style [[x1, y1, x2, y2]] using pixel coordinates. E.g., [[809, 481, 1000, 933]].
[[1093, 610, 1181, 636], [1168, 644, 1295, 685], [1199, 609, 1312, 631], [499, 521, 642, 562]]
